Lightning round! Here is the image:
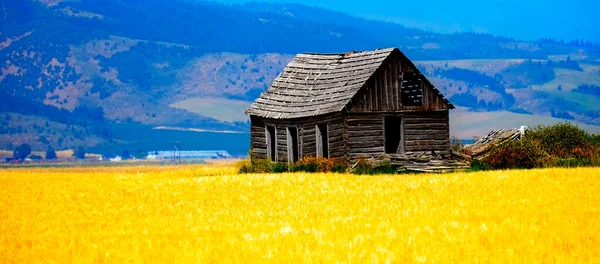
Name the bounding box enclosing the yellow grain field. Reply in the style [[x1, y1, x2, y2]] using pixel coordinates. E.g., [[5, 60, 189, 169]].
[[1, 165, 599, 263]]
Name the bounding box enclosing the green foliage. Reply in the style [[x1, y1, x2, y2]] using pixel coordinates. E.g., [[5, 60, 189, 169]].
[[13, 143, 32, 160], [480, 122, 600, 170], [73, 146, 86, 159], [45, 146, 57, 160], [353, 158, 373, 175], [499, 60, 556, 88], [469, 159, 489, 172], [292, 161, 319, 173], [484, 140, 546, 170], [526, 122, 593, 158], [352, 157, 396, 175], [591, 134, 600, 146], [553, 157, 600, 168], [238, 152, 276, 173], [331, 163, 348, 173], [238, 154, 349, 174], [290, 157, 349, 173], [271, 162, 289, 173]]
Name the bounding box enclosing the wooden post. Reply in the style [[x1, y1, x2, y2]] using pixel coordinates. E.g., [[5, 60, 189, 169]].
[[396, 117, 405, 154]]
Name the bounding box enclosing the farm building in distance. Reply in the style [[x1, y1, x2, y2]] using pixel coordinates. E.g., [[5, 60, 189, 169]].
[[246, 47, 465, 171], [147, 150, 231, 160]]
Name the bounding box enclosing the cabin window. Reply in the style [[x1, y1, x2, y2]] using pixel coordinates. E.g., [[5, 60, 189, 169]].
[[287, 127, 299, 163], [266, 125, 277, 161], [316, 124, 329, 158], [401, 73, 423, 106], [384, 116, 404, 154]]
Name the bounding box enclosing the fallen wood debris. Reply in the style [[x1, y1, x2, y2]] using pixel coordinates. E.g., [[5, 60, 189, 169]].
[[351, 152, 471, 173], [390, 153, 470, 172], [464, 126, 527, 159]]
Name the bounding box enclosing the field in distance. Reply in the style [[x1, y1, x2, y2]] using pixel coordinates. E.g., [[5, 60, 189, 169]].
[[1, 165, 599, 262]]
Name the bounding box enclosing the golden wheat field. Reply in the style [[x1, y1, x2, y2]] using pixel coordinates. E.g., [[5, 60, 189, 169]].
[[1, 165, 599, 263]]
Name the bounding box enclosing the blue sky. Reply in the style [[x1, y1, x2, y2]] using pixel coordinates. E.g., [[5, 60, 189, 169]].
[[213, 0, 599, 42]]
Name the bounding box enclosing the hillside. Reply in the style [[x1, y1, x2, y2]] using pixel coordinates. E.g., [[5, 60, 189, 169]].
[[1, 0, 600, 153]]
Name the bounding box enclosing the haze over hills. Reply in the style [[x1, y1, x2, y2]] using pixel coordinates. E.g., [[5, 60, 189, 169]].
[[1, 0, 600, 154], [217, 0, 600, 43]]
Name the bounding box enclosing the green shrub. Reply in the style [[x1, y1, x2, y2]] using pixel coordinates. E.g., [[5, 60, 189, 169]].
[[477, 122, 600, 170], [352, 156, 396, 175], [239, 155, 349, 174], [484, 140, 545, 169], [591, 134, 600, 146], [238, 152, 275, 173], [526, 122, 594, 158], [469, 159, 489, 171], [353, 158, 375, 175], [373, 158, 396, 174], [251, 158, 275, 173], [271, 162, 289, 173], [331, 163, 348, 173], [290, 156, 348, 173], [237, 159, 253, 173], [553, 157, 596, 168], [290, 157, 319, 172]]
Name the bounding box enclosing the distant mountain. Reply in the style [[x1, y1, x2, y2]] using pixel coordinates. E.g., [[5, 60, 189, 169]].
[[1, 0, 599, 153]]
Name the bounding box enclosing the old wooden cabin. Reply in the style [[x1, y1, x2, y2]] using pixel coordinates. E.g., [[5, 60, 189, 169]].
[[246, 47, 459, 170]]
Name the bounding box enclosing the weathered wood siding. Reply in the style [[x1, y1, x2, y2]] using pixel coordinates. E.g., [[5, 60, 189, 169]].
[[346, 115, 384, 160], [403, 111, 449, 153], [250, 114, 345, 162], [250, 116, 267, 157], [348, 53, 449, 112], [346, 111, 449, 162]]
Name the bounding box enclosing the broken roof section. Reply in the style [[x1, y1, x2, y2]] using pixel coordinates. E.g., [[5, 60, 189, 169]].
[[465, 126, 528, 159]]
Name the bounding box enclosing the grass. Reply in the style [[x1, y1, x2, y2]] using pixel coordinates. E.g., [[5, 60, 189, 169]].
[[531, 64, 600, 92], [169, 97, 251, 123], [545, 90, 600, 112], [1, 165, 599, 262]]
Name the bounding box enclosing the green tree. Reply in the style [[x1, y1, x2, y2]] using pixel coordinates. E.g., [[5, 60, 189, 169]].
[[73, 146, 86, 159], [13, 143, 32, 160], [45, 146, 57, 160]]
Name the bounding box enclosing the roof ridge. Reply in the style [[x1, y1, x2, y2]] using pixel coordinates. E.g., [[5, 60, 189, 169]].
[[302, 47, 397, 56]]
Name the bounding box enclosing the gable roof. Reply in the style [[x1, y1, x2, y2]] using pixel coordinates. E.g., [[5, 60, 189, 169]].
[[245, 47, 452, 119]]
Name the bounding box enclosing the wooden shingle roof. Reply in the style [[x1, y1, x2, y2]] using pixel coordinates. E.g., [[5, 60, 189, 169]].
[[245, 47, 449, 119]]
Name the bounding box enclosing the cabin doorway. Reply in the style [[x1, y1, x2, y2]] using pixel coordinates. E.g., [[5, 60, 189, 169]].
[[266, 125, 277, 161], [287, 127, 299, 163], [316, 124, 329, 158], [384, 116, 404, 154]]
